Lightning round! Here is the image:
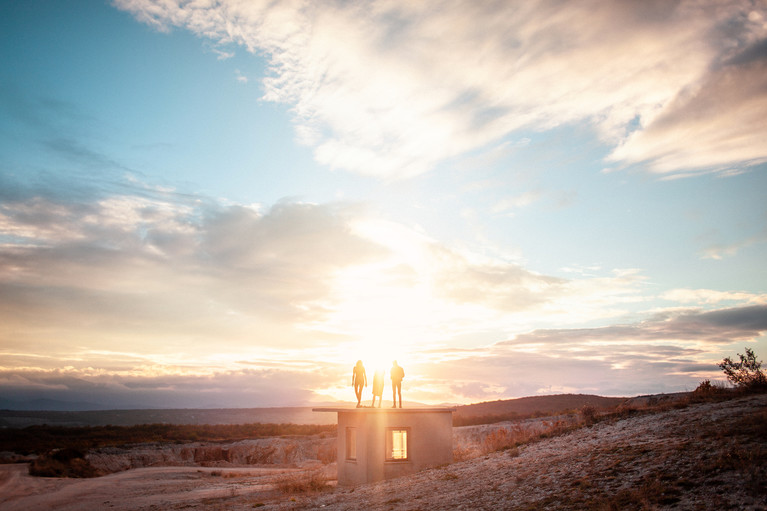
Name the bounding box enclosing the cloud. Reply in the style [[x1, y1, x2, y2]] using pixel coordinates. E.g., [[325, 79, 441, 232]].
[[503, 305, 767, 346], [409, 343, 710, 401], [0, 190, 388, 368], [0, 366, 336, 408], [114, 0, 767, 178], [700, 229, 767, 260], [429, 244, 566, 311], [607, 47, 767, 175], [492, 190, 541, 215], [662, 288, 767, 305], [235, 69, 248, 83], [407, 305, 767, 401], [2, 176, 763, 405], [0, 181, 664, 406]]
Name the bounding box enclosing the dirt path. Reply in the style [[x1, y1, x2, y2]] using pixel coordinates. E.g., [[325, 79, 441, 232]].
[[0, 465, 299, 510]]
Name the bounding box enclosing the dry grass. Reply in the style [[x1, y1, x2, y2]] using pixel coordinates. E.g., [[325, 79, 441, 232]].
[[460, 414, 585, 459], [275, 469, 331, 494]]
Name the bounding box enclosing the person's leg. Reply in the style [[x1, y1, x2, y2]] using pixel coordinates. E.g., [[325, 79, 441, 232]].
[[397, 383, 402, 407]]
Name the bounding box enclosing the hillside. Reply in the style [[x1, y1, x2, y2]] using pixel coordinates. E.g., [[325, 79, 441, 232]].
[[294, 393, 767, 510], [454, 393, 627, 424]]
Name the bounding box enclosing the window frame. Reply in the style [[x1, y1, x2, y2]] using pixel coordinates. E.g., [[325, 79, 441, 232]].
[[385, 427, 410, 462], [345, 427, 357, 461]]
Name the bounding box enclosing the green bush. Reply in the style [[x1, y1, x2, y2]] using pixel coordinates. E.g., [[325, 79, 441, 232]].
[[719, 348, 767, 390]]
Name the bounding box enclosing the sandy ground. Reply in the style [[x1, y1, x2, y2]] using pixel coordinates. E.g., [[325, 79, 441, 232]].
[[0, 465, 318, 510], [2, 393, 765, 510]]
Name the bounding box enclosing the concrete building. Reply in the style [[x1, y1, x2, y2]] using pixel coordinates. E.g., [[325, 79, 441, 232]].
[[312, 407, 455, 486]]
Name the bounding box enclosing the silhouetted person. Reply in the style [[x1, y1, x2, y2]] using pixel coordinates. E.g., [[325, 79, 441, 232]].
[[371, 369, 384, 408], [352, 360, 367, 408], [391, 360, 404, 408]]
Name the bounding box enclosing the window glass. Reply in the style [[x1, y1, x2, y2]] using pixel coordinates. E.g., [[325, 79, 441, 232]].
[[386, 428, 408, 460], [346, 427, 357, 460]]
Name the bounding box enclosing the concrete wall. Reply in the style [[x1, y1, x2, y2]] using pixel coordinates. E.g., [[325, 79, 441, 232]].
[[331, 408, 453, 486]]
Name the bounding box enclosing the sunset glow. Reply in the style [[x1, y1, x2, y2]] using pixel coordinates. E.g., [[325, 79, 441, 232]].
[[1, 0, 766, 410]]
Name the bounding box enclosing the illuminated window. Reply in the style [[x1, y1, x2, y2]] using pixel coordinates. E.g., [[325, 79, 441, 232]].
[[386, 428, 409, 460], [346, 427, 357, 460]]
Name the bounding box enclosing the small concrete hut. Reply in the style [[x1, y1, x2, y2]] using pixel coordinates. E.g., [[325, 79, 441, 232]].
[[312, 407, 455, 486]]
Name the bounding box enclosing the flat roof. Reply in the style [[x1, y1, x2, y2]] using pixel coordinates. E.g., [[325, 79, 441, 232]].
[[312, 407, 456, 413]]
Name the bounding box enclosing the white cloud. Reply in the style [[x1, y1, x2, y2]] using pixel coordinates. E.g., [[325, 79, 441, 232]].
[[235, 69, 248, 83], [700, 230, 767, 260], [492, 191, 541, 215], [662, 288, 767, 305], [115, 0, 767, 179]]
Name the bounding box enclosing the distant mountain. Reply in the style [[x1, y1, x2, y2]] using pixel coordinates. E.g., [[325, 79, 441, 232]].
[[455, 394, 628, 424]]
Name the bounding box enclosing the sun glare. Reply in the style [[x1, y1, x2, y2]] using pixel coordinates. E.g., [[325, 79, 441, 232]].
[[346, 335, 410, 374]]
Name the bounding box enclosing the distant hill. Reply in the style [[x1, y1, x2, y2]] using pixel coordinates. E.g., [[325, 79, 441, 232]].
[[0, 398, 111, 412], [0, 407, 337, 428], [1, 394, 634, 429], [454, 394, 627, 425]]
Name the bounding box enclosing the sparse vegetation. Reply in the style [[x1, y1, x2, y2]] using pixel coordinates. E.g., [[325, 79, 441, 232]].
[[28, 448, 101, 478], [719, 347, 767, 390], [0, 422, 336, 455], [690, 378, 730, 401], [453, 394, 625, 427], [275, 469, 330, 494], [579, 404, 598, 425]]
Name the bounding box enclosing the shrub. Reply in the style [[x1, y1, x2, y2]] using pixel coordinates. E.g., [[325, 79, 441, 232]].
[[580, 405, 598, 425], [316, 442, 336, 464], [480, 428, 518, 453], [29, 448, 100, 478], [275, 469, 330, 494], [452, 445, 473, 461], [694, 379, 714, 394], [719, 348, 767, 390]]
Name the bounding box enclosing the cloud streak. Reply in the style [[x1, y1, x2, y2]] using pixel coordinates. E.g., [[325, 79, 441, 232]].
[[115, 0, 767, 179]]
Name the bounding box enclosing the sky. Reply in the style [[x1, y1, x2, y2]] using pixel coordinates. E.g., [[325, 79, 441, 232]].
[[1, 0, 766, 410]]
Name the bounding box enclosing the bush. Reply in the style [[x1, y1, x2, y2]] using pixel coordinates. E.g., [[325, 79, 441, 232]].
[[29, 448, 100, 478], [316, 442, 336, 464], [719, 348, 767, 390], [694, 379, 715, 394], [275, 469, 330, 494], [580, 405, 598, 425]]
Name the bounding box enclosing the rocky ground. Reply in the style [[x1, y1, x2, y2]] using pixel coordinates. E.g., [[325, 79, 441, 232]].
[[1, 393, 765, 510]]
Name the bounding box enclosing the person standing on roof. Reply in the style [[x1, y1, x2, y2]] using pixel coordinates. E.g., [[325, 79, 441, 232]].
[[371, 369, 384, 408], [390, 360, 404, 408], [352, 360, 367, 408]]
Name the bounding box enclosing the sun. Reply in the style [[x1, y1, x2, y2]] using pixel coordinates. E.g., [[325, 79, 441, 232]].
[[345, 333, 413, 378]]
